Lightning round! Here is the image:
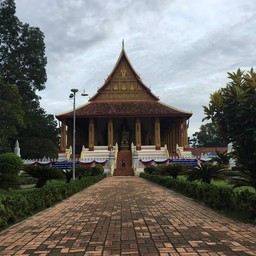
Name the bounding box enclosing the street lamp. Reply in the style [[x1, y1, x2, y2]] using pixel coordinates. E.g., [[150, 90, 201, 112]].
[[69, 88, 88, 180]]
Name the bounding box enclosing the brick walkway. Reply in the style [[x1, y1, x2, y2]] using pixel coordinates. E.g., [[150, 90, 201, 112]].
[[0, 177, 255, 256]]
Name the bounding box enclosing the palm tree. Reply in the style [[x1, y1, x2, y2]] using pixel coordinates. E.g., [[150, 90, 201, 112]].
[[213, 151, 230, 166], [227, 167, 256, 190], [183, 163, 228, 184]]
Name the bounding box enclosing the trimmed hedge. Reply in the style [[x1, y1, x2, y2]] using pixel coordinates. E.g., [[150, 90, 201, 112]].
[[23, 165, 65, 188], [0, 153, 24, 189], [0, 175, 104, 230], [140, 173, 256, 222], [144, 164, 182, 178]]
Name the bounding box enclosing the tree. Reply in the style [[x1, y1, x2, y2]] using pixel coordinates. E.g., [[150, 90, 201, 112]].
[[0, 0, 47, 101], [190, 122, 228, 147], [213, 151, 230, 167], [0, 0, 59, 158], [0, 76, 24, 153], [183, 163, 228, 184], [228, 167, 256, 189], [203, 68, 256, 184], [19, 107, 60, 159], [24, 165, 65, 188]]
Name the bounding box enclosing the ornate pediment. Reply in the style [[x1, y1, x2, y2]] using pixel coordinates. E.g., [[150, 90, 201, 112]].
[[92, 54, 157, 101]]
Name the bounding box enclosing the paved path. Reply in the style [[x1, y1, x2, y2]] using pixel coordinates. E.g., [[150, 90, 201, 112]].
[[0, 177, 255, 256]]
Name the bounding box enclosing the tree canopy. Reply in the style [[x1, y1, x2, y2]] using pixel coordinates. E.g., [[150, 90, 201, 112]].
[[0, 0, 59, 158], [203, 68, 256, 180], [0, 0, 47, 100], [190, 122, 228, 147], [0, 76, 24, 153]]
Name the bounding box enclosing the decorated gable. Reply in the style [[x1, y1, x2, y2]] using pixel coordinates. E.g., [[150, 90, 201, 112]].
[[90, 50, 158, 102]]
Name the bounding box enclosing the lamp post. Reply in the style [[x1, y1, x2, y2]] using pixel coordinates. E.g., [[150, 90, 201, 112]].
[[70, 89, 88, 181], [70, 89, 78, 180]]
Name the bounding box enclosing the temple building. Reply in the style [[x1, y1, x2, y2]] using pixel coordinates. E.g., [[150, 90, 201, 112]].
[[56, 43, 192, 175]]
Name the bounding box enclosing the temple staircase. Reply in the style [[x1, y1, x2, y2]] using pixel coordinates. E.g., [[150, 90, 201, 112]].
[[113, 151, 134, 176]]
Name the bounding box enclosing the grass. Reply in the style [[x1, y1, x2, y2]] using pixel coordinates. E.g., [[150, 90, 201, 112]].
[[46, 179, 66, 185]]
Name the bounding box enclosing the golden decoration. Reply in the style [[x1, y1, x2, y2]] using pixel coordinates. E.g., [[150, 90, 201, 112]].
[[129, 83, 135, 90], [121, 83, 127, 90]]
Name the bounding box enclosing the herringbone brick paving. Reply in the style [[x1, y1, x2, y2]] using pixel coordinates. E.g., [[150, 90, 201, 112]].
[[0, 177, 255, 255]]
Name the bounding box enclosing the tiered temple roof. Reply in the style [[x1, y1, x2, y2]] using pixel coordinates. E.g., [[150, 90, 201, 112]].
[[56, 44, 192, 120]]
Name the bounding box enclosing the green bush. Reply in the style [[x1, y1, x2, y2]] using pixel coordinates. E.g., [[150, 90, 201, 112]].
[[0, 153, 23, 189], [76, 166, 93, 179], [23, 165, 65, 188], [144, 164, 182, 178], [65, 166, 100, 182], [0, 174, 20, 190], [0, 175, 105, 230], [140, 173, 256, 222], [154, 164, 167, 176], [92, 164, 104, 176], [0, 153, 23, 175], [144, 165, 157, 174], [18, 175, 37, 185], [165, 164, 182, 178], [65, 169, 73, 183]]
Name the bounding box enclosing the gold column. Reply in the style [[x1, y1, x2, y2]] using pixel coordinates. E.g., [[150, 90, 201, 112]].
[[184, 119, 189, 147], [179, 121, 182, 146], [135, 118, 141, 150], [174, 123, 180, 147], [154, 117, 161, 150], [168, 128, 171, 153], [89, 118, 94, 151], [67, 124, 72, 148], [180, 120, 184, 147], [108, 118, 113, 150], [60, 119, 67, 152], [171, 126, 176, 153]]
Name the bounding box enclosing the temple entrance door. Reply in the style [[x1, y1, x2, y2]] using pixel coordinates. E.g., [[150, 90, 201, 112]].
[[120, 129, 130, 151], [116, 118, 134, 151]]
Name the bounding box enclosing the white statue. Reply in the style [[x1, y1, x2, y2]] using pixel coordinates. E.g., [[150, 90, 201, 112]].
[[14, 140, 21, 157]]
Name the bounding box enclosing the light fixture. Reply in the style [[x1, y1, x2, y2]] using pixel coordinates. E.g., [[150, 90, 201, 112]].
[[70, 88, 88, 181], [81, 89, 88, 96]]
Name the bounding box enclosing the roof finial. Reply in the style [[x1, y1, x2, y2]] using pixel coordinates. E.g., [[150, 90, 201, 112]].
[[122, 39, 125, 51]]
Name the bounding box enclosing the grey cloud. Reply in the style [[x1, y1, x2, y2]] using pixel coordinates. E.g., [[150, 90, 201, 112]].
[[15, 0, 256, 136]]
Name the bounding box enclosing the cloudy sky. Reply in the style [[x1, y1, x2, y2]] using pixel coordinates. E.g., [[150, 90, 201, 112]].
[[15, 0, 256, 136]]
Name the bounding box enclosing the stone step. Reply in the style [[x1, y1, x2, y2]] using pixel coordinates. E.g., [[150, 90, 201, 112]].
[[114, 151, 133, 176]]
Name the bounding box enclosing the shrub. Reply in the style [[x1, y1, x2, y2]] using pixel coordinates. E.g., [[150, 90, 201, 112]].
[[76, 166, 93, 179], [140, 173, 256, 222], [0, 153, 23, 175], [154, 165, 167, 176], [65, 166, 94, 182], [144, 165, 157, 174], [23, 165, 65, 188], [0, 153, 23, 189], [92, 164, 104, 176], [183, 163, 228, 184], [0, 174, 20, 190], [0, 175, 105, 230], [228, 166, 256, 189], [18, 175, 37, 185], [166, 164, 182, 179]]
